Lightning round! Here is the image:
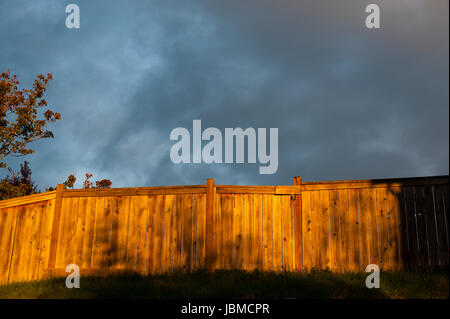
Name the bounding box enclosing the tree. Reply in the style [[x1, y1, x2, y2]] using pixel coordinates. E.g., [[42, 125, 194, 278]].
[[83, 173, 94, 189], [95, 179, 112, 189], [0, 70, 61, 170], [63, 174, 76, 189], [83, 173, 112, 190], [0, 161, 38, 200], [46, 173, 112, 191]]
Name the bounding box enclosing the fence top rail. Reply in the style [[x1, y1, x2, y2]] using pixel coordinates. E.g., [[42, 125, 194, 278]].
[[216, 185, 301, 194], [0, 191, 57, 209], [62, 185, 207, 197], [301, 175, 449, 191], [1, 175, 447, 208]]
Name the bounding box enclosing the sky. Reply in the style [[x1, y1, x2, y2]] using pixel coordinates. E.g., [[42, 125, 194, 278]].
[[0, 0, 448, 189]]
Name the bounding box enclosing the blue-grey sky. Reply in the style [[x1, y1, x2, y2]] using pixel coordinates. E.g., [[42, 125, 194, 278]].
[[1, 0, 448, 189]]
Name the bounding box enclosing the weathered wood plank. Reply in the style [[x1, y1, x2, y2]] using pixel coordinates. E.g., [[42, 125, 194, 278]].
[[329, 190, 341, 272], [414, 187, 429, 268], [280, 195, 292, 271], [262, 194, 273, 271], [54, 198, 70, 269], [310, 191, 322, 269], [212, 194, 220, 271], [9, 206, 29, 282], [192, 195, 199, 270], [293, 177, 302, 271], [173, 195, 182, 271], [348, 189, 360, 271], [181, 194, 193, 272], [108, 197, 120, 270], [254, 194, 263, 270], [433, 185, 449, 265], [302, 191, 313, 270], [222, 194, 234, 270], [423, 186, 438, 267], [73, 197, 88, 268], [205, 179, 215, 271], [29, 202, 47, 281], [0, 207, 18, 283], [91, 197, 107, 269], [144, 196, 155, 273], [134, 196, 148, 274], [234, 194, 244, 270], [388, 187, 403, 271], [164, 195, 175, 273], [197, 194, 207, 269], [114, 197, 130, 269], [65, 198, 80, 268], [320, 190, 332, 270], [37, 199, 55, 278], [377, 188, 390, 270], [272, 195, 282, 271], [152, 195, 165, 273], [405, 187, 420, 270], [338, 189, 350, 272], [357, 189, 370, 272], [367, 188, 381, 269]]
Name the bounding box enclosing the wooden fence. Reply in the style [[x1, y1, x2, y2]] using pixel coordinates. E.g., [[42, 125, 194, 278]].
[[0, 175, 448, 284]]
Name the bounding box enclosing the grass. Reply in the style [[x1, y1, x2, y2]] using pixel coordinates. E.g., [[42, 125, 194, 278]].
[[0, 268, 448, 299]]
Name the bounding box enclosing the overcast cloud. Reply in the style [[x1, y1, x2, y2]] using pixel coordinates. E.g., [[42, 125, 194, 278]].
[[1, 0, 448, 189]]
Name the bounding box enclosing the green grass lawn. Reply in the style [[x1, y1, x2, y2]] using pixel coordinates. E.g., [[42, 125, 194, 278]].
[[0, 269, 448, 299]]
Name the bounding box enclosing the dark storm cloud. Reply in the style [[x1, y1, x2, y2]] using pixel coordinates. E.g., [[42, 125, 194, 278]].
[[0, 0, 448, 189]]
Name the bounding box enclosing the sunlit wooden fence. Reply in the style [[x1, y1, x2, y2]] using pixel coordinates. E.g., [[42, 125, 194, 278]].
[[0, 175, 448, 284]]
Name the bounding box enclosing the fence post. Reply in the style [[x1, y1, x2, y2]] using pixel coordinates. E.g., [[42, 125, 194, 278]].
[[205, 178, 215, 271], [47, 184, 64, 270], [293, 176, 302, 271]]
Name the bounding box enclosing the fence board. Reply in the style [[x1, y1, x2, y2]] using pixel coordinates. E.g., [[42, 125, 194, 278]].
[[38, 199, 55, 278], [234, 194, 244, 269], [152, 195, 165, 273], [414, 187, 429, 268], [116, 196, 129, 270], [423, 186, 438, 267], [181, 194, 193, 272], [302, 191, 313, 270], [172, 195, 182, 271], [272, 195, 282, 271], [73, 197, 88, 268], [29, 202, 47, 281], [164, 194, 175, 273], [357, 189, 370, 272], [366, 188, 380, 268], [281, 195, 292, 270], [221, 194, 233, 270], [329, 190, 341, 272], [92, 197, 108, 269], [338, 189, 350, 271], [433, 185, 449, 265], [0, 207, 18, 283], [262, 194, 273, 271], [254, 194, 263, 270], [9, 206, 30, 282], [144, 196, 155, 273], [405, 187, 420, 270]]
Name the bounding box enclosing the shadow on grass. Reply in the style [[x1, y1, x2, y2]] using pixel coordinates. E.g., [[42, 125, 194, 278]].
[[0, 268, 448, 299]]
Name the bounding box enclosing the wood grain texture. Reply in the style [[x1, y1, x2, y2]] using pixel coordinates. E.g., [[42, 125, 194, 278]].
[[0, 176, 448, 282]]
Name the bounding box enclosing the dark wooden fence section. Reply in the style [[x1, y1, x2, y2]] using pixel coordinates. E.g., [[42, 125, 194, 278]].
[[0, 175, 448, 283]]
